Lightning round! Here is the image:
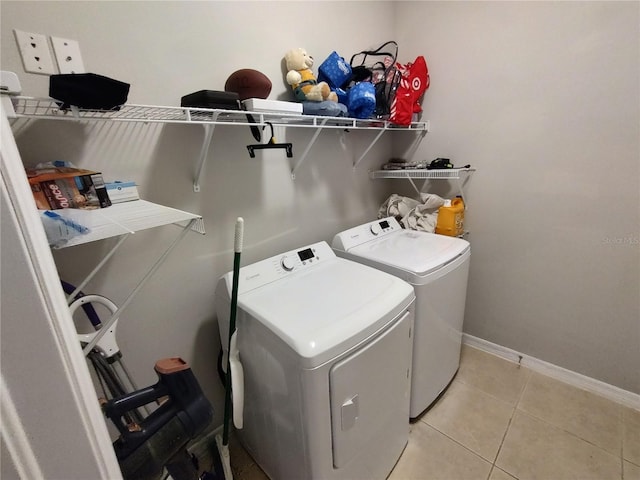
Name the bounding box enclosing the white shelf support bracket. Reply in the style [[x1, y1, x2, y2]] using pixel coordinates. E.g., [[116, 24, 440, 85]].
[[291, 118, 328, 179], [65, 234, 130, 303], [455, 175, 473, 208], [82, 218, 198, 355], [455, 177, 463, 202], [408, 177, 422, 196], [404, 129, 429, 160], [193, 121, 217, 192], [353, 128, 387, 170]]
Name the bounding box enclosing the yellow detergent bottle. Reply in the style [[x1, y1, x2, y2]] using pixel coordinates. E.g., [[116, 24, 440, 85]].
[[435, 196, 465, 237]]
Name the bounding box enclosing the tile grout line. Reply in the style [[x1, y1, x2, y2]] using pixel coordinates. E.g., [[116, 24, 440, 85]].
[[514, 404, 625, 460], [513, 405, 629, 480], [419, 375, 524, 480], [507, 368, 627, 467], [487, 365, 532, 480], [419, 420, 496, 469]]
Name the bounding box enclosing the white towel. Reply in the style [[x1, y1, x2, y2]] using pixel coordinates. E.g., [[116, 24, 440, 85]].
[[378, 193, 445, 233]]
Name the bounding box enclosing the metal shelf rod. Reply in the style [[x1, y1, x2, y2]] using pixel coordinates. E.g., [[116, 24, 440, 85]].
[[193, 121, 217, 192], [65, 234, 130, 304], [353, 128, 387, 170], [291, 118, 328, 178], [82, 218, 198, 355]]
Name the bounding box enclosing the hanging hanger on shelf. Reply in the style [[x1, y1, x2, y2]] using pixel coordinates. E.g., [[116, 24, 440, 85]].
[[246, 122, 293, 158]]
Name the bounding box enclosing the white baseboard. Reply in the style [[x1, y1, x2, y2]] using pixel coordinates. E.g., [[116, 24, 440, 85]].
[[462, 334, 640, 412]]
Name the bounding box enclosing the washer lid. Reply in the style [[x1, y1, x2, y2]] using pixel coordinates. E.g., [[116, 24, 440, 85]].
[[239, 257, 414, 368], [348, 230, 470, 276]]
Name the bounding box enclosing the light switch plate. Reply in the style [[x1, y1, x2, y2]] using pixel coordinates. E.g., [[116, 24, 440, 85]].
[[51, 36, 85, 74]]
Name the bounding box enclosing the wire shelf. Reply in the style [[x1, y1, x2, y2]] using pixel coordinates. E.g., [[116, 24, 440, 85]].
[[49, 200, 204, 249], [11, 96, 429, 131], [370, 168, 475, 180], [9, 96, 430, 189]]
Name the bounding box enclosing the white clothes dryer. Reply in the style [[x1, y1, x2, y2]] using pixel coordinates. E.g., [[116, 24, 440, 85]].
[[332, 217, 470, 419], [215, 241, 415, 480]]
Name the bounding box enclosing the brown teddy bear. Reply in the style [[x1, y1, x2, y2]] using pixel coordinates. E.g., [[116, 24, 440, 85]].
[[284, 48, 337, 102]]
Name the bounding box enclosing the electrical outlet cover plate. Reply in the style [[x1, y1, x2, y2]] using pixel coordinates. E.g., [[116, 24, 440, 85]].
[[51, 36, 85, 74], [14, 29, 56, 75]]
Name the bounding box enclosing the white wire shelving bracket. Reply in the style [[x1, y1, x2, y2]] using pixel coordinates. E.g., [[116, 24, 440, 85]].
[[44, 200, 206, 355], [194, 122, 216, 192], [291, 117, 328, 179], [12, 97, 430, 189], [80, 217, 198, 356], [370, 167, 476, 199], [352, 122, 430, 171]]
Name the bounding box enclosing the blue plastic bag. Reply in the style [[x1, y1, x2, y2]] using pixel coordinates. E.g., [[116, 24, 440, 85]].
[[347, 82, 376, 119], [318, 52, 352, 89]]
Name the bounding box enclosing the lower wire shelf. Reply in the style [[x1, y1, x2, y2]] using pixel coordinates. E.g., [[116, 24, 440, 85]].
[[50, 199, 205, 248], [370, 168, 476, 198], [48, 200, 206, 356]]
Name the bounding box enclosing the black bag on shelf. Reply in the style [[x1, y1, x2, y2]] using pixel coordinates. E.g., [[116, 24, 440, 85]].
[[348, 41, 401, 118], [49, 73, 130, 110], [180, 90, 241, 110]]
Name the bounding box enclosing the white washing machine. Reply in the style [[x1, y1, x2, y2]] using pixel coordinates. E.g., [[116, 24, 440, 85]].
[[215, 241, 415, 480], [332, 217, 470, 419]]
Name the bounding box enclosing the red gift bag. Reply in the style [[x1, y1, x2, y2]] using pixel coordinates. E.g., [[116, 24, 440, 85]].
[[389, 56, 430, 126]]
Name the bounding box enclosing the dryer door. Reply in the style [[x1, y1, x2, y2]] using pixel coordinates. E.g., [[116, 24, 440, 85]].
[[329, 310, 412, 468]]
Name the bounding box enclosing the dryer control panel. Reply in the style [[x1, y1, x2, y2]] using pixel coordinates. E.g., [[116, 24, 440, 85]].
[[278, 245, 320, 272], [332, 217, 401, 251], [231, 241, 336, 295]]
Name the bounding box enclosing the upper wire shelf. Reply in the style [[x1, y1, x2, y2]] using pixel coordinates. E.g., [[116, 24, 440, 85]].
[[10, 96, 429, 190], [10, 96, 429, 131]]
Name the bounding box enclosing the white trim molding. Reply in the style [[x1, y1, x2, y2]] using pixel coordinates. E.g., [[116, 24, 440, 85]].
[[463, 334, 640, 412], [1, 103, 123, 479], [1, 376, 45, 479]]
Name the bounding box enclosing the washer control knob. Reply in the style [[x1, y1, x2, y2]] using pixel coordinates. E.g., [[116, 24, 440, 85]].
[[370, 223, 382, 235], [280, 256, 295, 271]]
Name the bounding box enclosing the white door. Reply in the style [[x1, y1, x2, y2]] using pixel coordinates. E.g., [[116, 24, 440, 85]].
[[329, 311, 412, 469]]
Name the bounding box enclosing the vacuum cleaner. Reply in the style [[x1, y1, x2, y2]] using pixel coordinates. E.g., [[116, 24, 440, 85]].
[[103, 357, 214, 480], [63, 280, 217, 479]]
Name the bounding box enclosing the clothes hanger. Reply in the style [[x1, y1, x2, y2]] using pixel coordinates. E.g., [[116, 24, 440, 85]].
[[246, 122, 293, 158]]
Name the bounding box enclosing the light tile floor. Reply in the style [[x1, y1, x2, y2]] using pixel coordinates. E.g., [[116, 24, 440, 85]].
[[225, 345, 640, 480]]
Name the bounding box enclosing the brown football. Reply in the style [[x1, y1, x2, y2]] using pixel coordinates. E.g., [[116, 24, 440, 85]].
[[224, 69, 272, 100]]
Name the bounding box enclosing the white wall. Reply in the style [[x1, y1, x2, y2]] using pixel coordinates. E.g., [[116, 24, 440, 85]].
[[1, 0, 403, 431], [394, 1, 639, 393]]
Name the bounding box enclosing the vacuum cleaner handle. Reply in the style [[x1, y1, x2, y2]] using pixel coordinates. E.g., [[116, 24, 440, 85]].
[[61, 280, 102, 328], [105, 358, 213, 459], [70, 294, 121, 359]]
